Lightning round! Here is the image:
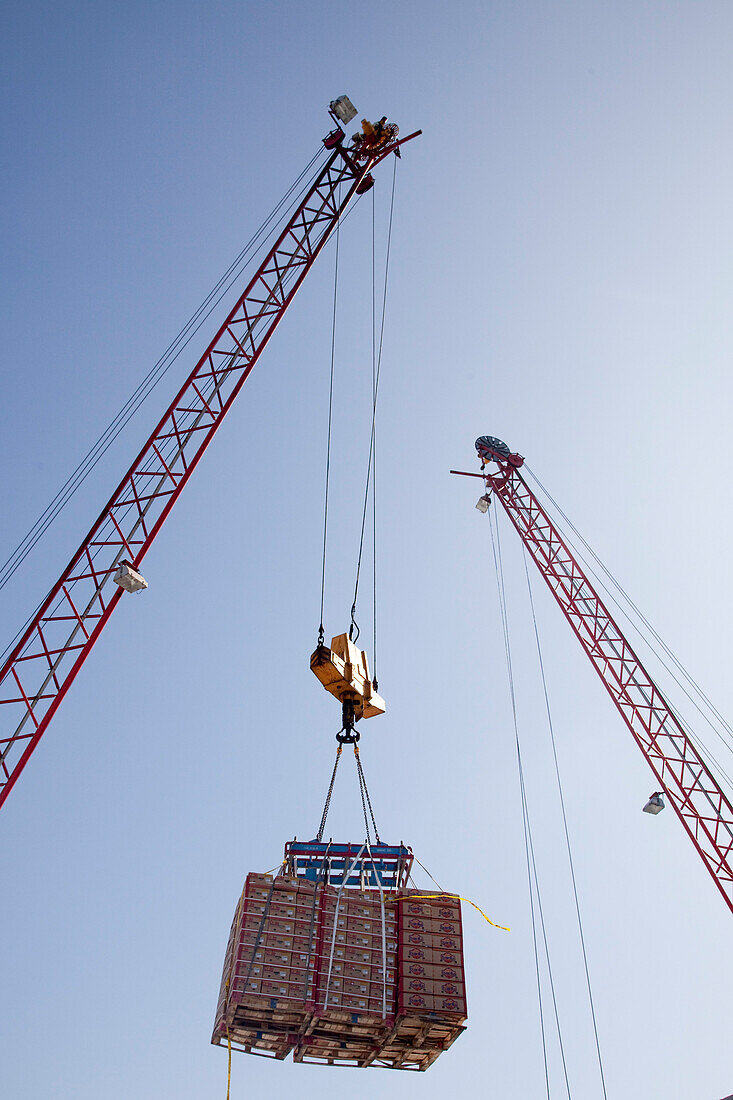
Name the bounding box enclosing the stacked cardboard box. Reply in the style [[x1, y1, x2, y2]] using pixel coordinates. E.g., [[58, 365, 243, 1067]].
[[212, 872, 318, 1058], [212, 873, 467, 1069], [293, 886, 397, 1065], [374, 890, 466, 1070], [397, 892, 467, 1016]]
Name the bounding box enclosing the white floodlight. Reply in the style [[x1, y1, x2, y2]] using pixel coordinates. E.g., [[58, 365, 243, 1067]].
[[114, 560, 148, 594], [643, 792, 665, 815], [330, 95, 358, 124], [475, 494, 491, 513]]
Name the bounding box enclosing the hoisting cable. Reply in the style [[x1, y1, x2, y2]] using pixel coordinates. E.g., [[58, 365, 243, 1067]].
[[489, 506, 571, 1100], [317, 189, 341, 648], [371, 186, 378, 685], [522, 546, 608, 1099], [349, 155, 398, 647], [524, 463, 733, 775], [0, 147, 326, 603]]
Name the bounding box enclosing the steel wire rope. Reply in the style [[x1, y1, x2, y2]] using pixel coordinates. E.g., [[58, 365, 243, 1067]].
[[522, 546, 609, 1099], [489, 506, 570, 1100], [0, 148, 326, 601], [0, 149, 327, 667], [367, 190, 378, 686], [0, 175, 371, 778], [507, 476, 733, 846], [0, 154, 360, 670], [489, 508, 551, 1096], [317, 186, 341, 647], [348, 156, 398, 646], [0, 175, 371, 773], [523, 465, 733, 791], [3, 183, 369, 673], [525, 464, 733, 758]]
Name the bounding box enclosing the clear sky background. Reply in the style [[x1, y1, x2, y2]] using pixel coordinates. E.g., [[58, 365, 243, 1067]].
[[2, 2, 733, 1098]]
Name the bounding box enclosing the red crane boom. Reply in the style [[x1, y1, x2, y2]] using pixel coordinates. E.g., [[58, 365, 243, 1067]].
[[0, 107, 419, 809], [469, 436, 733, 916]]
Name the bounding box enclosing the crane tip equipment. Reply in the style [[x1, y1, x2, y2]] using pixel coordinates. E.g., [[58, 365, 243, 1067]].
[[463, 432, 733, 918]]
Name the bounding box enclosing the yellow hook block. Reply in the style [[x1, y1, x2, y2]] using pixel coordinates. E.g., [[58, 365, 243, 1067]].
[[310, 633, 386, 720]]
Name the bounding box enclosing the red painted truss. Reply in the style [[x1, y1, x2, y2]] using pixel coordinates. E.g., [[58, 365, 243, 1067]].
[[483, 457, 733, 916], [0, 123, 419, 809]]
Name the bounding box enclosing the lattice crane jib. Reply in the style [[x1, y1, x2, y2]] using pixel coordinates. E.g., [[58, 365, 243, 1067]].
[[0, 104, 420, 809], [471, 436, 733, 916]]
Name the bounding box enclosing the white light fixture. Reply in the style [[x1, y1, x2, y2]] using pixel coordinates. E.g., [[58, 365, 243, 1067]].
[[643, 792, 665, 815], [475, 494, 491, 513], [114, 560, 148, 594], [330, 96, 357, 124]]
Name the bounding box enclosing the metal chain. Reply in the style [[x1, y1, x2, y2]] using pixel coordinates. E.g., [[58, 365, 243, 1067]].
[[354, 744, 381, 843], [316, 744, 343, 842]]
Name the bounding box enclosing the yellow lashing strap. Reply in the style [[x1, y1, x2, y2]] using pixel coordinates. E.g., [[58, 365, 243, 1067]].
[[399, 892, 510, 932], [226, 1026, 232, 1100]]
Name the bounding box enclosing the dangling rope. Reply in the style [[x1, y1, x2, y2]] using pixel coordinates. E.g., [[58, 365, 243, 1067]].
[[523, 547, 608, 1099], [349, 156, 398, 645], [411, 855, 510, 931], [317, 194, 341, 648], [316, 743, 343, 842]]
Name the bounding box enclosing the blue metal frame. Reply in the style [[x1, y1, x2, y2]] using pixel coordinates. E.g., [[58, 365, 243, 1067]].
[[283, 840, 413, 890]]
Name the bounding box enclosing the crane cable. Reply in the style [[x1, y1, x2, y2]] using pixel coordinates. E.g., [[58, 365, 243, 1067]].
[[371, 185, 378, 684], [317, 190, 341, 648], [522, 545, 609, 1100], [489, 506, 572, 1100], [524, 464, 733, 786], [0, 145, 354, 672], [1, 168, 370, 673], [0, 147, 326, 605], [349, 155, 398, 653]]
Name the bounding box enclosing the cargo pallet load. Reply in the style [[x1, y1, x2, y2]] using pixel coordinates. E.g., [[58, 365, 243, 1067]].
[[212, 840, 467, 1070]]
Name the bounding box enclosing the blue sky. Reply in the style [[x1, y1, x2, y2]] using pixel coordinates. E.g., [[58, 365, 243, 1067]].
[[2, 2, 733, 1097]]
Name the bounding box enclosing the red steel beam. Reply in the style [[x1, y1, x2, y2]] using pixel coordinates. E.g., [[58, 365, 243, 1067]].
[[475, 442, 733, 915], [0, 120, 419, 809]]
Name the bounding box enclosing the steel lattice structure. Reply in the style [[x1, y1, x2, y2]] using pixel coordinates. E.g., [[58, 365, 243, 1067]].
[[472, 437, 733, 916], [0, 112, 419, 809]]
